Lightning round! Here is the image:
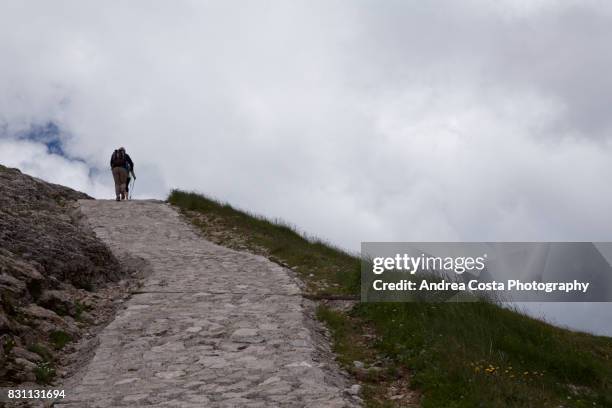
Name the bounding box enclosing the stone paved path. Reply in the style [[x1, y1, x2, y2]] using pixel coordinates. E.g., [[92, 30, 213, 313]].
[[58, 200, 357, 407]]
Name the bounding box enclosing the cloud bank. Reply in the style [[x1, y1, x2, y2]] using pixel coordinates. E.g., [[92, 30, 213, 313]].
[[1, 1, 611, 334]]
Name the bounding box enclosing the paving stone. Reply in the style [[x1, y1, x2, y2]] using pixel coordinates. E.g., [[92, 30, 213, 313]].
[[57, 200, 358, 407]]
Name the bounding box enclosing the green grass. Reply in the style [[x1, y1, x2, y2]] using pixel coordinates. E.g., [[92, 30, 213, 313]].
[[34, 361, 56, 384], [27, 343, 54, 362], [74, 300, 91, 322], [27, 343, 56, 384], [358, 302, 612, 407], [316, 306, 372, 367], [3, 337, 16, 354], [317, 305, 409, 407], [169, 190, 612, 407], [168, 190, 360, 295], [49, 330, 72, 350]]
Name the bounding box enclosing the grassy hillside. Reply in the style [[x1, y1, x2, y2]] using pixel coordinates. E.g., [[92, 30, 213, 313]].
[[169, 190, 612, 408]]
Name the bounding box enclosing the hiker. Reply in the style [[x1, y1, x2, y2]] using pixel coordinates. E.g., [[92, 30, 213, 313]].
[[110, 147, 135, 201], [125, 151, 136, 198]]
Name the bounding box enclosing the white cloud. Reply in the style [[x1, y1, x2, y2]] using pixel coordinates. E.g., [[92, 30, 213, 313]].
[[1, 0, 611, 244], [0, 138, 112, 198], [1, 0, 612, 334]]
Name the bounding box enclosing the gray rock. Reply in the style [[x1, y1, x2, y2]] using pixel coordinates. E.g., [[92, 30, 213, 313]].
[[39, 290, 75, 316], [0, 165, 126, 386], [353, 360, 365, 369], [0, 273, 25, 294], [0, 165, 121, 289], [14, 357, 38, 371], [22, 304, 62, 321], [231, 328, 258, 337], [155, 370, 186, 379], [347, 384, 362, 395], [11, 347, 42, 363], [0, 313, 9, 332]]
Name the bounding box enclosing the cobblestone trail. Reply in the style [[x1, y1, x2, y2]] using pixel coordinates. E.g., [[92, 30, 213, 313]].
[[59, 200, 358, 407]]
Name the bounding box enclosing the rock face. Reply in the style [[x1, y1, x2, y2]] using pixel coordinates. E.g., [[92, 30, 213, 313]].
[[0, 165, 123, 386], [0, 165, 122, 288]]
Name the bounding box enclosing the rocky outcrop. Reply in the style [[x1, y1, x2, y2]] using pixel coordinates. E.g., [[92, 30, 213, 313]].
[[0, 164, 124, 386], [0, 165, 122, 288]]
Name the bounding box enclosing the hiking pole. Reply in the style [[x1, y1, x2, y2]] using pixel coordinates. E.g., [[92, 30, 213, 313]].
[[130, 178, 136, 199]]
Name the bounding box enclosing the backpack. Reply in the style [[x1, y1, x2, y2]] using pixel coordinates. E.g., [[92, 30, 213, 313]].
[[111, 150, 127, 168]]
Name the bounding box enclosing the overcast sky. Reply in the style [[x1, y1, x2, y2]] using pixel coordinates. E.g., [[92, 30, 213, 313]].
[[1, 1, 611, 333]]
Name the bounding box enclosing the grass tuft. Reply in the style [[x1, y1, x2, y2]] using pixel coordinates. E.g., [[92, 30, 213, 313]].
[[27, 343, 53, 362], [34, 361, 56, 384], [49, 330, 72, 350]]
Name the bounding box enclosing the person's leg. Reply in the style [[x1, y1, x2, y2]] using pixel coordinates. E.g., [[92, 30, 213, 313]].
[[119, 168, 128, 200], [112, 168, 121, 201], [126, 177, 131, 199]]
